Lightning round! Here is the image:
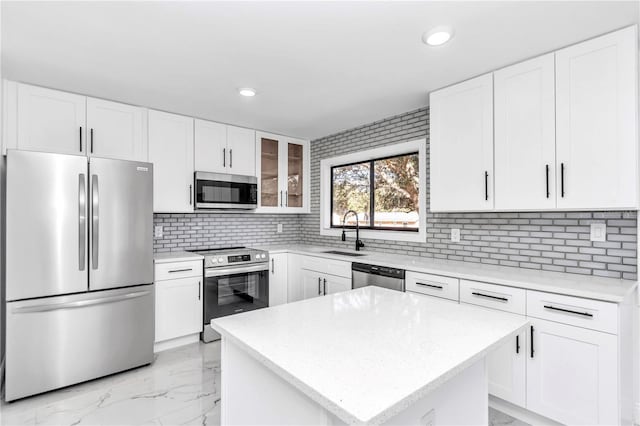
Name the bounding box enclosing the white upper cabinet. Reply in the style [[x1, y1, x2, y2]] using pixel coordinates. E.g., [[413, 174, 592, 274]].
[[494, 54, 556, 210], [194, 119, 227, 173], [227, 125, 256, 176], [15, 83, 86, 155], [256, 132, 310, 213], [430, 73, 494, 211], [86, 97, 147, 161], [194, 120, 256, 176], [555, 26, 638, 210], [148, 110, 194, 213]]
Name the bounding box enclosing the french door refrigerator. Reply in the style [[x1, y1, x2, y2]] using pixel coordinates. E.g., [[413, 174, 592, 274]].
[[4, 150, 154, 401]]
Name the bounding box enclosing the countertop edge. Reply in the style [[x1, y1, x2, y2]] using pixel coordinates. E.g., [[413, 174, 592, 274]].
[[154, 251, 204, 264]]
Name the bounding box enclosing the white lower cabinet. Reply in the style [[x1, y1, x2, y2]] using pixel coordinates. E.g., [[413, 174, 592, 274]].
[[301, 269, 351, 299], [269, 253, 288, 306], [154, 260, 203, 347], [526, 318, 618, 425], [487, 331, 526, 407]]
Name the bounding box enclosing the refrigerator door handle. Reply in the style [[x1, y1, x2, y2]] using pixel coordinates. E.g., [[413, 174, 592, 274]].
[[79, 174, 86, 271], [11, 290, 152, 314], [91, 174, 99, 270]]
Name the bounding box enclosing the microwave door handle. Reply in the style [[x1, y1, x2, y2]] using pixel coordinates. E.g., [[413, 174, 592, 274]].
[[91, 174, 99, 269]]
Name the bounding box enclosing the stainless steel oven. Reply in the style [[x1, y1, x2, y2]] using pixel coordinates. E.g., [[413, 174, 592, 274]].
[[192, 247, 269, 342], [195, 171, 258, 210]]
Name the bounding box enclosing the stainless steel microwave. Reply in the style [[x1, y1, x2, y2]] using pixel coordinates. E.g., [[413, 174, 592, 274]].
[[194, 172, 258, 210]]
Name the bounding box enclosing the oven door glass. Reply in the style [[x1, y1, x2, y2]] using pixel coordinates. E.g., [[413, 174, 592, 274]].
[[196, 179, 257, 207], [205, 268, 269, 320]]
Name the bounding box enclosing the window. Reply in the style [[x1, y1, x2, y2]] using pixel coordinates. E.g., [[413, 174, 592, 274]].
[[330, 152, 419, 231]]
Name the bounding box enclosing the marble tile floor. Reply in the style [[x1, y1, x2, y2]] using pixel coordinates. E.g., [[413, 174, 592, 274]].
[[0, 341, 527, 426]]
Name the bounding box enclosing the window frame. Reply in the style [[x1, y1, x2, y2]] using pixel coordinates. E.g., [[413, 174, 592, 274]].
[[320, 139, 427, 243], [329, 152, 420, 232]]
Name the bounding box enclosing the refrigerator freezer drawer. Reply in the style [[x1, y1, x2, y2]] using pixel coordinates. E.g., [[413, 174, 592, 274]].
[[5, 285, 154, 401]]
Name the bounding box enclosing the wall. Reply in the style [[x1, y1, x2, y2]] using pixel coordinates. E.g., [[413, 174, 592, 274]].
[[299, 107, 638, 280], [153, 213, 301, 252]]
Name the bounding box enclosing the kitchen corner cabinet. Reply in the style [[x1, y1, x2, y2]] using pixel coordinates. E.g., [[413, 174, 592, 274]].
[[194, 119, 256, 176], [269, 253, 288, 306], [155, 260, 203, 344], [5, 81, 147, 161], [494, 54, 556, 210], [148, 110, 194, 212], [255, 132, 310, 213], [429, 73, 494, 212], [555, 26, 638, 210]]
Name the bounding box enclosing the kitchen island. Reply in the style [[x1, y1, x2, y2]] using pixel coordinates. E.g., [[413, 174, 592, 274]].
[[211, 286, 528, 425]]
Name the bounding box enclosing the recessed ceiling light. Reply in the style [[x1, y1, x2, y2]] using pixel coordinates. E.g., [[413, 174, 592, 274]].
[[423, 26, 454, 46], [238, 88, 256, 97]]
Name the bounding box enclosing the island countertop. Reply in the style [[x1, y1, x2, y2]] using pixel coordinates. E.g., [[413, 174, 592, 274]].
[[211, 286, 529, 425]]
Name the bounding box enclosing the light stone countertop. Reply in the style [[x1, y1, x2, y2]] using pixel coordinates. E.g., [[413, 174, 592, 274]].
[[258, 244, 637, 303], [154, 251, 204, 264], [211, 286, 529, 425]]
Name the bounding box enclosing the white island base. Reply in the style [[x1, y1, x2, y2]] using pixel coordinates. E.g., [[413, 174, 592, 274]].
[[221, 338, 489, 425]]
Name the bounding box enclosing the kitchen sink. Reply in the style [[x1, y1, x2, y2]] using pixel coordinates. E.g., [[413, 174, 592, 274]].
[[322, 250, 368, 257]]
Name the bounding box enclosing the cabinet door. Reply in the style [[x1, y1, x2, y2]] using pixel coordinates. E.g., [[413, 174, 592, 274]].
[[430, 74, 494, 211], [494, 54, 556, 210], [194, 119, 227, 173], [257, 134, 282, 210], [526, 318, 618, 425], [556, 26, 638, 209], [269, 253, 288, 306], [155, 277, 202, 343], [148, 110, 194, 212], [17, 83, 86, 155], [487, 331, 526, 407], [287, 254, 304, 303], [324, 275, 352, 295], [227, 126, 256, 176], [283, 138, 309, 212], [301, 269, 323, 300], [86, 97, 147, 161]]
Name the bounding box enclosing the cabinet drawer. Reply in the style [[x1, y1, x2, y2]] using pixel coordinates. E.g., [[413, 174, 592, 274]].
[[155, 260, 203, 281], [526, 290, 618, 334], [406, 271, 459, 301], [302, 255, 351, 278], [460, 280, 526, 315]]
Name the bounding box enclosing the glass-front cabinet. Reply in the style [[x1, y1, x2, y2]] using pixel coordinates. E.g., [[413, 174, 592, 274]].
[[256, 132, 310, 213]]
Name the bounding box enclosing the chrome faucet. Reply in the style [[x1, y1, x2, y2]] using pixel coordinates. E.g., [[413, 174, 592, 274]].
[[341, 210, 365, 251]]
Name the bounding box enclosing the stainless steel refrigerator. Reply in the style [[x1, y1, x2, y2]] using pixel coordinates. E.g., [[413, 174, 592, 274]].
[[4, 150, 154, 401]]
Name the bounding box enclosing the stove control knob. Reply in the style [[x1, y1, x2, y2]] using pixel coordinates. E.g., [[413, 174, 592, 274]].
[[217, 257, 224, 263]]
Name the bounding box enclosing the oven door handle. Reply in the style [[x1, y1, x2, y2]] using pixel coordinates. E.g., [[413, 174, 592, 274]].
[[205, 264, 269, 277]]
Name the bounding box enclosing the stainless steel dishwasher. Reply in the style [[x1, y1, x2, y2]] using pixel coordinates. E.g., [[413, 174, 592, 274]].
[[352, 263, 406, 292]]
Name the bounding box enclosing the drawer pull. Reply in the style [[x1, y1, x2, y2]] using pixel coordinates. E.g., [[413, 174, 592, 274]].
[[543, 305, 593, 317], [530, 325, 534, 358], [471, 292, 508, 302], [516, 335, 520, 354], [168, 268, 193, 273], [416, 282, 443, 290]]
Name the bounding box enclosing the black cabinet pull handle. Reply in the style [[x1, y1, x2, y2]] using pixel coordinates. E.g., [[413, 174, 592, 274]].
[[280, 190, 283, 207], [169, 268, 192, 273], [484, 171, 489, 201], [198, 281, 201, 300], [189, 184, 193, 205], [271, 258, 275, 273], [516, 335, 520, 354], [230, 149, 233, 168], [545, 164, 550, 198], [79, 127, 83, 152], [416, 282, 443, 290], [90, 128, 94, 153], [471, 292, 508, 302], [323, 278, 327, 295], [318, 277, 322, 295], [560, 163, 565, 197], [530, 325, 535, 358], [543, 305, 593, 317], [223, 148, 226, 167]]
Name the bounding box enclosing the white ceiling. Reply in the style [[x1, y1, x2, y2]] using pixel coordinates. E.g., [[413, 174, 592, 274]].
[[2, 1, 638, 140]]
